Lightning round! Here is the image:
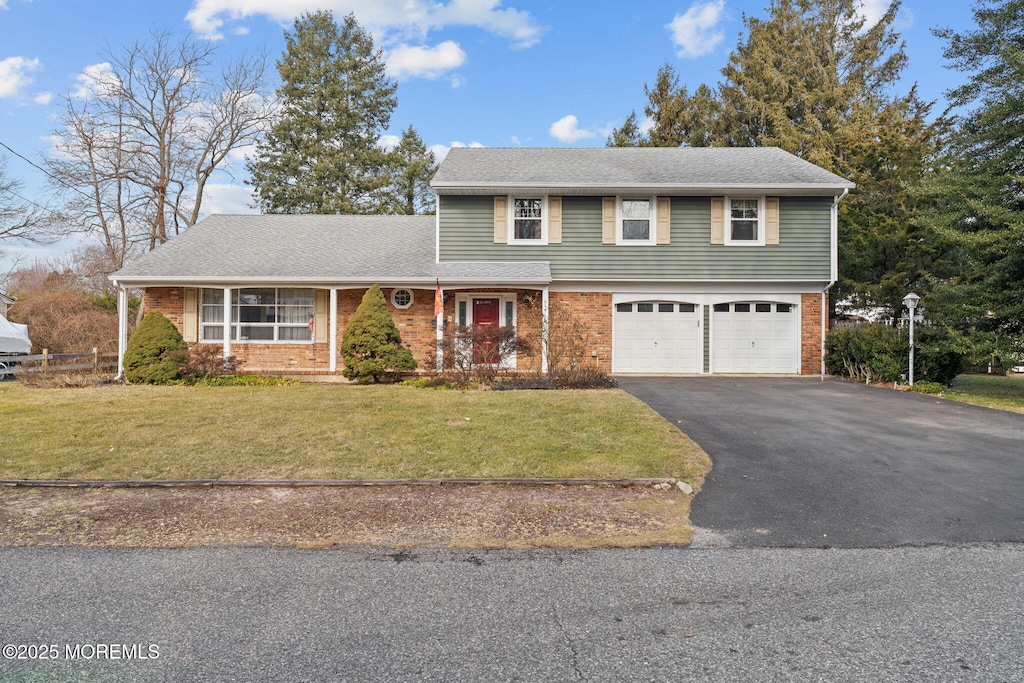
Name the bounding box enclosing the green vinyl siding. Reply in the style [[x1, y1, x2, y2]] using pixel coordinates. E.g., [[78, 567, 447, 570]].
[[438, 195, 832, 281]]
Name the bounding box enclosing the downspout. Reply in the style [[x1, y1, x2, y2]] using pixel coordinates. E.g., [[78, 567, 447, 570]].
[[822, 188, 850, 379]]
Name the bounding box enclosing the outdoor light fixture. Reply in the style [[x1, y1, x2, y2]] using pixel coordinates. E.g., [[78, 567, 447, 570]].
[[903, 292, 921, 387]]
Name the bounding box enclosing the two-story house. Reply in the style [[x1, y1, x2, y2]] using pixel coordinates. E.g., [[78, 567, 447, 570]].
[[111, 147, 853, 378]]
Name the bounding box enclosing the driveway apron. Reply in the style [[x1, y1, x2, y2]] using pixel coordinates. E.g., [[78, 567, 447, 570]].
[[618, 377, 1024, 548]]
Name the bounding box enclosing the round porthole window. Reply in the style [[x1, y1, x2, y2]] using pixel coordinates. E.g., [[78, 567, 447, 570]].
[[391, 288, 414, 309]]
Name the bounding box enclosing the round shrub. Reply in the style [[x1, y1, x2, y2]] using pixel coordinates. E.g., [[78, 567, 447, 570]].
[[123, 312, 188, 384]]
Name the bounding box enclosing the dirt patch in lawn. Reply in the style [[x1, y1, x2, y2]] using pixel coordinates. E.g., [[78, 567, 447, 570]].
[[0, 485, 695, 549]]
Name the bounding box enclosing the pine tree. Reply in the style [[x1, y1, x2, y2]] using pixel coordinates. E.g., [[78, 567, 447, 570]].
[[341, 285, 417, 382], [247, 11, 397, 214], [608, 0, 940, 320], [920, 0, 1024, 366], [386, 126, 437, 215]]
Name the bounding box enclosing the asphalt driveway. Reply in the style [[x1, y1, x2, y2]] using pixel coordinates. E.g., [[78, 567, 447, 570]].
[[618, 377, 1024, 548]]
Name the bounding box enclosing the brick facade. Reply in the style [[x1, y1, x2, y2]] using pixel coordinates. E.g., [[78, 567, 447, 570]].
[[800, 292, 828, 375], [144, 287, 185, 330], [549, 291, 613, 373], [143, 286, 819, 377], [142, 286, 557, 376]]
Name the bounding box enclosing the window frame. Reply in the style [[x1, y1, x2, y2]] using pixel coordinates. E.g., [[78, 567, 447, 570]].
[[724, 196, 766, 246], [508, 195, 548, 245], [390, 288, 414, 310], [616, 196, 657, 245], [199, 287, 315, 344]]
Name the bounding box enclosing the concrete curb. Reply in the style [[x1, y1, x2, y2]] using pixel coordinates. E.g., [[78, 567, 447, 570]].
[[1, 477, 679, 489]]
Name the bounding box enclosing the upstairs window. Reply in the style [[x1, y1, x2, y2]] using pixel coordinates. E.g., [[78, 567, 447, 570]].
[[512, 197, 544, 240], [618, 197, 656, 244], [726, 197, 765, 245]]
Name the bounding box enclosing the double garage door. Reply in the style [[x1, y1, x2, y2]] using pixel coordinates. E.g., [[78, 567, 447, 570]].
[[613, 300, 799, 374]]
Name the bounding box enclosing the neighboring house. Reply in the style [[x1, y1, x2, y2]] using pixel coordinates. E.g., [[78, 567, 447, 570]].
[[111, 147, 854, 378], [0, 291, 13, 319]]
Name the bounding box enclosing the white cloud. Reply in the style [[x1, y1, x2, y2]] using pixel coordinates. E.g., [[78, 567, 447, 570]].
[[378, 134, 401, 151], [857, 0, 887, 27], [639, 116, 655, 135], [185, 0, 545, 47], [549, 115, 595, 144], [667, 0, 725, 59], [0, 56, 41, 99], [32, 92, 52, 105], [202, 183, 259, 215], [387, 41, 467, 80], [449, 74, 466, 88], [71, 62, 116, 99], [430, 140, 484, 162]]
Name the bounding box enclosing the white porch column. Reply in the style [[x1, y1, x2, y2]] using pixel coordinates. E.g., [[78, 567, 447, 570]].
[[541, 286, 550, 375], [329, 287, 338, 373], [222, 286, 232, 360], [115, 281, 128, 379], [435, 285, 444, 373]]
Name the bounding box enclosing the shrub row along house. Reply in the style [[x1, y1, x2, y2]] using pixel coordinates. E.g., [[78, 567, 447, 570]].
[[111, 147, 854, 378]]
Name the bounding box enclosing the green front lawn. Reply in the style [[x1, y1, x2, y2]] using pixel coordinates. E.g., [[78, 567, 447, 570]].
[[943, 373, 1024, 414], [0, 383, 710, 482]]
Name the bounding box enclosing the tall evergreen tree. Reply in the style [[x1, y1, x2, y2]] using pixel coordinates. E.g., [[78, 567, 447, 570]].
[[247, 11, 397, 214], [386, 126, 437, 215], [608, 0, 940, 321], [920, 0, 1024, 366]]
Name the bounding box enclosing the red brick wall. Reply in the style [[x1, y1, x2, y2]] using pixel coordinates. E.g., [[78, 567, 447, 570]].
[[143, 287, 185, 329], [801, 292, 828, 375], [549, 291, 613, 372]]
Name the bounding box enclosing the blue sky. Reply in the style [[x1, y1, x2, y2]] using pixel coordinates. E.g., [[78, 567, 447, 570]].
[[0, 0, 977, 270]]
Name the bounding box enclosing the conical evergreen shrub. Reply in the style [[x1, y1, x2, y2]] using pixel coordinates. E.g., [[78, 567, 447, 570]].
[[341, 285, 417, 383], [123, 312, 188, 384]]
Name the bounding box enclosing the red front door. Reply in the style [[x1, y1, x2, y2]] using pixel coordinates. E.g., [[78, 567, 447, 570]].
[[473, 298, 500, 364]]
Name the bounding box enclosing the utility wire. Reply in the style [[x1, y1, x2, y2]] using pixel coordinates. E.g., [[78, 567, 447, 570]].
[[0, 139, 99, 205]]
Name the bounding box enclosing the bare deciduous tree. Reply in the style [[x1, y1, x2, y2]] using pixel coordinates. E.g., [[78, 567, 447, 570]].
[[0, 154, 45, 243], [45, 30, 273, 275]]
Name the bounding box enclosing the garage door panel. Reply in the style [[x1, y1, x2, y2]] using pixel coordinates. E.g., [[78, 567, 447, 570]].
[[712, 302, 798, 374], [613, 302, 700, 374]]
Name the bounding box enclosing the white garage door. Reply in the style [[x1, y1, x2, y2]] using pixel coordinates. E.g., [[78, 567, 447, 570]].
[[712, 302, 798, 373], [613, 302, 701, 373]]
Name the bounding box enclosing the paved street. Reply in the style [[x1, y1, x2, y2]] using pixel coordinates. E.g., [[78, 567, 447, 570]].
[[618, 377, 1024, 548], [1, 546, 1022, 682]]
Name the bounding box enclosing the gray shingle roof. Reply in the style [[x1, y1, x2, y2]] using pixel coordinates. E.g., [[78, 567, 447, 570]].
[[431, 147, 854, 195], [112, 214, 549, 285]]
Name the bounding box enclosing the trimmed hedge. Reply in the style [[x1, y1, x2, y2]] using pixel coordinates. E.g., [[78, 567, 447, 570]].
[[825, 323, 964, 385]]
